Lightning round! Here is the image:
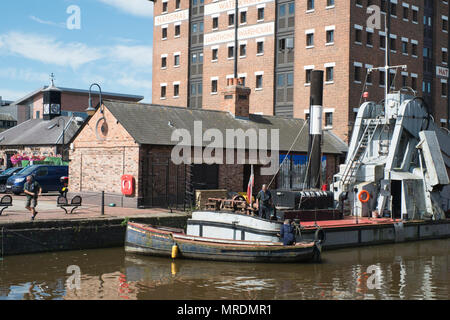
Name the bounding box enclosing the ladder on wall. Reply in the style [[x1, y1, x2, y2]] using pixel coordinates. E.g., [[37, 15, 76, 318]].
[[340, 119, 380, 190]]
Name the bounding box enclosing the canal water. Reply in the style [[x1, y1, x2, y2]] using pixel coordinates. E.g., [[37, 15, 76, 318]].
[[0, 239, 449, 300]]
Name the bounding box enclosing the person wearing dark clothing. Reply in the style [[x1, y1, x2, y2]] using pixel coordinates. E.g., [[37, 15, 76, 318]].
[[24, 175, 42, 221], [280, 219, 296, 246], [256, 184, 272, 219]]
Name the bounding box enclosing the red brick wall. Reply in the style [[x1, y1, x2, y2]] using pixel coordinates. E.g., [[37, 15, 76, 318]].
[[69, 106, 141, 200], [152, 0, 190, 107]]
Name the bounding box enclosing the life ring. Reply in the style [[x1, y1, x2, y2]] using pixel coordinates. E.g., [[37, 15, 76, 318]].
[[314, 228, 326, 243], [358, 190, 370, 203]]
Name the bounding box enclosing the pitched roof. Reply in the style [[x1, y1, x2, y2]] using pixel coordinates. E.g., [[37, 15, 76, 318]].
[[0, 113, 17, 121], [103, 100, 348, 155], [0, 116, 81, 146]]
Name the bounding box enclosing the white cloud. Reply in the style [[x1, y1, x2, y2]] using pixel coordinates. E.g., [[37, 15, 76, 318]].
[[111, 45, 153, 68], [0, 32, 103, 69], [117, 76, 152, 90], [0, 88, 29, 101], [29, 15, 65, 28], [0, 68, 50, 83], [98, 0, 154, 18]]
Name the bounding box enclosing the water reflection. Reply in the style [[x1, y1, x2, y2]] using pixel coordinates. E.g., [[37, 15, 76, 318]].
[[0, 239, 448, 300]]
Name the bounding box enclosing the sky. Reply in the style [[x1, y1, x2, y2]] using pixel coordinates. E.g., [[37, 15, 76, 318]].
[[0, 0, 154, 103]]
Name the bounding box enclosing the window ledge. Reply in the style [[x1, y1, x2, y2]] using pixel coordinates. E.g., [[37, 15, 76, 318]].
[[326, 6, 335, 10], [256, 53, 264, 56], [211, 59, 218, 63], [255, 88, 263, 91], [306, 9, 315, 14], [325, 81, 334, 85], [211, 92, 218, 95], [366, 44, 373, 48], [326, 42, 335, 46], [306, 45, 315, 49]]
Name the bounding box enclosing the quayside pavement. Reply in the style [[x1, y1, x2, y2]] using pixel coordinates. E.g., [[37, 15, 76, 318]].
[[0, 193, 188, 224]]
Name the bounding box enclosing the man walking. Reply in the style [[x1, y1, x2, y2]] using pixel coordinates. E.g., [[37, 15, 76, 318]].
[[24, 175, 42, 220], [256, 184, 272, 219]]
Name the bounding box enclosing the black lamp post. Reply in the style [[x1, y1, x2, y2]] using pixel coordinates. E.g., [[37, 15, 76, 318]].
[[86, 83, 103, 116]]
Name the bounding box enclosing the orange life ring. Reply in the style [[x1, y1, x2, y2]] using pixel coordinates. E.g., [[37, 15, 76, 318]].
[[358, 190, 370, 203]]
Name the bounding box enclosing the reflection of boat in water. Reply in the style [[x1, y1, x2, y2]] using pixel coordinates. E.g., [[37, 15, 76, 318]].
[[125, 222, 322, 263]]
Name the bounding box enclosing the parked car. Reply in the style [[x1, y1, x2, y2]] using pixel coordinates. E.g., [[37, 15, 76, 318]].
[[6, 165, 68, 195], [0, 167, 23, 193]]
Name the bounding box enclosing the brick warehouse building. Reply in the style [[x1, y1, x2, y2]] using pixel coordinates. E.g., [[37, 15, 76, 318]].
[[150, 0, 450, 141], [68, 82, 347, 208]]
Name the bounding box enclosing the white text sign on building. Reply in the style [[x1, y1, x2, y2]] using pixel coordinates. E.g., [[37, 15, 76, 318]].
[[155, 9, 189, 26], [436, 66, 449, 78], [205, 0, 274, 16], [204, 22, 274, 46]]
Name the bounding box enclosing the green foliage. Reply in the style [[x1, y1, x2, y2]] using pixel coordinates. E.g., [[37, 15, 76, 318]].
[[121, 217, 130, 227]]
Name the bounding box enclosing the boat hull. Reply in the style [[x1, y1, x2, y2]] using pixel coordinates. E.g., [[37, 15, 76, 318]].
[[125, 222, 321, 263]]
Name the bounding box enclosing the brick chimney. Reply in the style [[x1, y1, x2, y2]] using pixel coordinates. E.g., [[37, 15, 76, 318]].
[[221, 78, 251, 118]]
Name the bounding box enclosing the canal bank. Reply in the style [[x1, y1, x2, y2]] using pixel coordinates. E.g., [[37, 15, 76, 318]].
[[0, 213, 189, 257], [1, 201, 449, 257]]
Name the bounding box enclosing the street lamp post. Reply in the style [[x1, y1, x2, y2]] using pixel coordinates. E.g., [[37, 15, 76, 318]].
[[86, 83, 103, 116]]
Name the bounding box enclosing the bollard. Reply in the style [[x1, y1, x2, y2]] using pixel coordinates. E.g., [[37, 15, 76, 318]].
[[101, 191, 105, 216]]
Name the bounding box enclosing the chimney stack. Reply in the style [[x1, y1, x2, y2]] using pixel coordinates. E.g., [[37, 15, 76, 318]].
[[221, 78, 251, 118]]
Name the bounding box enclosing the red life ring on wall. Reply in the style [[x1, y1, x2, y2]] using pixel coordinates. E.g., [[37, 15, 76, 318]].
[[121, 175, 135, 196], [358, 190, 370, 203]]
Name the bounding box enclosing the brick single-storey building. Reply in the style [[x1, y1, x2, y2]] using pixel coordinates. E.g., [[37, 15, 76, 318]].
[[69, 82, 347, 208]]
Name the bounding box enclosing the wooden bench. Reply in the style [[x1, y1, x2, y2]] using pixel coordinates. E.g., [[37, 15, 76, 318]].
[[0, 195, 12, 216], [57, 195, 82, 214]]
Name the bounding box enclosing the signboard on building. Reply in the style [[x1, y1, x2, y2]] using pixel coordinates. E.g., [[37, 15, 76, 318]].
[[204, 22, 274, 46], [205, 0, 274, 16], [436, 66, 449, 78], [155, 9, 189, 26]]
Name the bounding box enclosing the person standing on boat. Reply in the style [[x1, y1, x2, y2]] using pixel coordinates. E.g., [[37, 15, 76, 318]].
[[280, 219, 296, 246], [256, 184, 272, 219]]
